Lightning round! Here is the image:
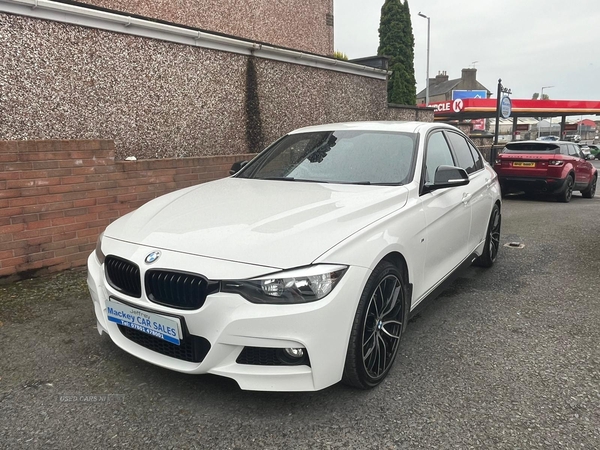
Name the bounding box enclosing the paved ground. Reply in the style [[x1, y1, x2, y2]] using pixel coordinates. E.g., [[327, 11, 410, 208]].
[[1, 174, 599, 449]]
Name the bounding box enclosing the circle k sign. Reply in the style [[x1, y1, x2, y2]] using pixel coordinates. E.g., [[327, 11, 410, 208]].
[[431, 99, 464, 114], [452, 98, 464, 113]]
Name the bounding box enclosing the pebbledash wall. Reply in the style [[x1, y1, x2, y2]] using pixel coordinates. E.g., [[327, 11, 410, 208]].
[[0, 12, 432, 160], [75, 0, 335, 56], [0, 1, 434, 280]]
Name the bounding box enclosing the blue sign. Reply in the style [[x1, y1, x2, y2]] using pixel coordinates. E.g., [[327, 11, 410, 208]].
[[452, 90, 488, 100], [501, 96, 512, 119]]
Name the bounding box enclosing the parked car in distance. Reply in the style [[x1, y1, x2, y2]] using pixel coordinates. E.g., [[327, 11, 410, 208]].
[[565, 134, 582, 142], [495, 140, 597, 202], [88, 121, 502, 391], [587, 144, 600, 159], [536, 136, 560, 141], [578, 143, 593, 160]]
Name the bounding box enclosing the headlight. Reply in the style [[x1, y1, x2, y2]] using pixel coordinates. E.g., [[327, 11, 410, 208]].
[[222, 264, 347, 304], [95, 232, 105, 264]]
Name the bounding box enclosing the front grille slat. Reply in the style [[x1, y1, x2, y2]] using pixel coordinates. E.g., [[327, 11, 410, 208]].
[[145, 270, 211, 310], [105, 256, 141, 298]]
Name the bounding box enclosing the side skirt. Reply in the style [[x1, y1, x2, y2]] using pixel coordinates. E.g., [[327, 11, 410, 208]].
[[408, 252, 479, 319]]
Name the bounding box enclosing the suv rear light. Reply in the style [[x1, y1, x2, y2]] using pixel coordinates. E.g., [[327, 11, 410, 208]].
[[548, 160, 564, 166]]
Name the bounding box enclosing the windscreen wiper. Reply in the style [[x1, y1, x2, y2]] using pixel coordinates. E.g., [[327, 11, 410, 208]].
[[260, 177, 328, 183]]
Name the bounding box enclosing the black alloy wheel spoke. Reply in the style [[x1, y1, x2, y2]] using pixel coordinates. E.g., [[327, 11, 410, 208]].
[[381, 320, 402, 339], [377, 334, 388, 376], [380, 278, 401, 317], [363, 328, 377, 360]]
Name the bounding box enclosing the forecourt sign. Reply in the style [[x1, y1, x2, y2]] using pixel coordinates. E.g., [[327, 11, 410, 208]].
[[429, 99, 464, 114], [501, 96, 512, 119], [427, 98, 600, 120]]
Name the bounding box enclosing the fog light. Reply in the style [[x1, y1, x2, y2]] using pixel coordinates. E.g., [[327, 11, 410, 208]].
[[284, 348, 305, 358]]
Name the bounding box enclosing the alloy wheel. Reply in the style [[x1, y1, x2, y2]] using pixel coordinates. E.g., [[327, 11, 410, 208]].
[[565, 178, 573, 202], [489, 207, 501, 262], [361, 274, 403, 379]]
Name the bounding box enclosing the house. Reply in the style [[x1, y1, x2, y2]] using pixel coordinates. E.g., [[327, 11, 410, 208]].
[[417, 68, 491, 105]]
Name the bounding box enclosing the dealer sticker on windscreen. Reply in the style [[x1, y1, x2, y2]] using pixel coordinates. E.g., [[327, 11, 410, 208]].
[[106, 298, 182, 345]]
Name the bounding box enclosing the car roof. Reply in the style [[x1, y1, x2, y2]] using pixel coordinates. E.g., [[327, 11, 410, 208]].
[[288, 121, 453, 135]]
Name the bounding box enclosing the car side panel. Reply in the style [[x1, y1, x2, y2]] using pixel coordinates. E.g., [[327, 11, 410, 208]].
[[466, 166, 495, 251], [419, 182, 471, 302], [314, 186, 428, 307]]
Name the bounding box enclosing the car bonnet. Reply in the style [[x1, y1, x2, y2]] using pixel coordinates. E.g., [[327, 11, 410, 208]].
[[104, 177, 410, 269]]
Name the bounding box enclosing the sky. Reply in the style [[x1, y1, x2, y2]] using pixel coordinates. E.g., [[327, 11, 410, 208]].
[[334, 0, 600, 101]]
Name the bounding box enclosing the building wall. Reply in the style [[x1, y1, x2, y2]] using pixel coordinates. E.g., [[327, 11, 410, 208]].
[[0, 139, 254, 281], [0, 10, 434, 280], [75, 0, 334, 56], [0, 13, 432, 160]]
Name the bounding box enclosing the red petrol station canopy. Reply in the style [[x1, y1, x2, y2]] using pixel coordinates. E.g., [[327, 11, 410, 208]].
[[428, 98, 600, 120]]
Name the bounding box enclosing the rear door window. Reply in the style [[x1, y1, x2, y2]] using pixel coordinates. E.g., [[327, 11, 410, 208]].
[[467, 141, 484, 171], [568, 145, 580, 157], [445, 131, 476, 174]]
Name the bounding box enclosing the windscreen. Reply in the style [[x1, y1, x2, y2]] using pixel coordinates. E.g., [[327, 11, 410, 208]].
[[237, 130, 418, 185]]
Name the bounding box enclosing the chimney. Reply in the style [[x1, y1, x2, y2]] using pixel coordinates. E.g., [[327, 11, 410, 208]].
[[461, 68, 477, 86], [432, 70, 448, 85]]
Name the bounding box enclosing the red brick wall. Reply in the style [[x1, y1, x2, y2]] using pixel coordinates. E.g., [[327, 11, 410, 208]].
[[0, 140, 253, 281]]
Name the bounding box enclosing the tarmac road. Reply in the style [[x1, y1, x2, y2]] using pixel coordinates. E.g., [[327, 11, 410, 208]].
[[1, 179, 599, 449]]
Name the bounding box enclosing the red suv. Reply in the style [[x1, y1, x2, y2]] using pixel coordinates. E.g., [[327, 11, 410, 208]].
[[494, 141, 597, 202]]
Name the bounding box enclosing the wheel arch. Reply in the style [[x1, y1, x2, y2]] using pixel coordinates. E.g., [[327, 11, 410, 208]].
[[380, 251, 413, 322], [381, 251, 409, 285]]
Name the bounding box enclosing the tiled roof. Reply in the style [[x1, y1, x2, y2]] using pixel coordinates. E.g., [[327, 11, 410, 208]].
[[416, 78, 461, 98]]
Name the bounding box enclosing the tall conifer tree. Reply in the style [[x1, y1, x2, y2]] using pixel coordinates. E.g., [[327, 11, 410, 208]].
[[378, 0, 417, 105]]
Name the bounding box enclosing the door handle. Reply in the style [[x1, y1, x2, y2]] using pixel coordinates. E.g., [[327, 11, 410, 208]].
[[462, 193, 472, 204]]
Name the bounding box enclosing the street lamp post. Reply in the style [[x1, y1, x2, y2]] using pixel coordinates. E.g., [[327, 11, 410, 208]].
[[418, 12, 430, 106], [540, 85, 554, 100], [540, 86, 554, 137]]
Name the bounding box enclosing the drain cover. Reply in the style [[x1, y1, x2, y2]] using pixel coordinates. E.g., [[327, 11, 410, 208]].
[[504, 242, 525, 249]]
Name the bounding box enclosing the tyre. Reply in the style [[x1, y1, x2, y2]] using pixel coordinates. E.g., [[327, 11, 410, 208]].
[[558, 175, 574, 203], [474, 203, 501, 268], [342, 261, 407, 389], [581, 175, 597, 199]]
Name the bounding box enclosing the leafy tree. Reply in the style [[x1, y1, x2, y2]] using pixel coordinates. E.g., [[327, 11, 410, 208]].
[[378, 0, 416, 105], [333, 51, 349, 61]]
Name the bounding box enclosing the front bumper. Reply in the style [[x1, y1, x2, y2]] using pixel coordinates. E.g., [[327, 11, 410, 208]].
[[87, 243, 370, 392], [499, 176, 567, 194]]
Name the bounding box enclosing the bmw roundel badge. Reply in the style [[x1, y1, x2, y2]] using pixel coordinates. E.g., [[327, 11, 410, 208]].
[[145, 251, 161, 264]]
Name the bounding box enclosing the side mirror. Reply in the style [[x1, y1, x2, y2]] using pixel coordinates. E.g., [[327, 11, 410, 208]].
[[426, 165, 470, 192], [229, 160, 248, 175]]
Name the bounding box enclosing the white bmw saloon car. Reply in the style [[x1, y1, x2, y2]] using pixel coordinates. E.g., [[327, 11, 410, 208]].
[[88, 122, 501, 391]]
